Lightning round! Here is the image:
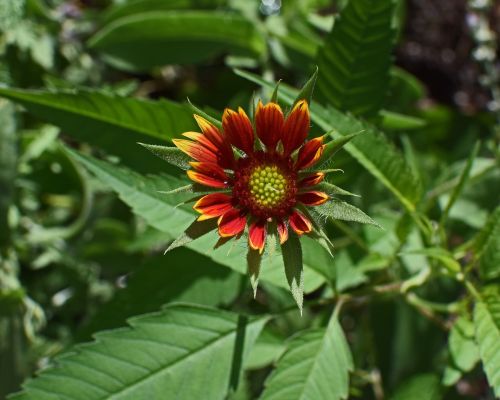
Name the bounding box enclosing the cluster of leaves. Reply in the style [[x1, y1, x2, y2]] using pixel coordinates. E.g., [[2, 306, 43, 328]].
[[0, 0, 499, 399]]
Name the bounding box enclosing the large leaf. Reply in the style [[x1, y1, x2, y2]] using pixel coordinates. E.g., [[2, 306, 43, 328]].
[[260, 313, 353, 400], [474, 206, 500, 281], [474, 287, 500, 397], [316, 0, 397, 117], [66, 148, 326, 293], [0, 87, 196, 171], [389, 374, 441, 400], [89, 11, 266, 71], [234, 70, 422, 212], [9, 304, 267, 400], [77, 249, 242, 340]]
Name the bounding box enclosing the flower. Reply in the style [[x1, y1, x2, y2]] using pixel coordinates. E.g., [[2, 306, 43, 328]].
[[172, 99, 329, 254]]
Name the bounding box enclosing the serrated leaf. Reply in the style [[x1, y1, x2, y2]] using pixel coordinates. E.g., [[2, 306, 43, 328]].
[[390, 374, 441, 400], [9, 304, 267, 400], [316, 199, 381, 228], [474, 288, 500, 397], [66, 148, 326, 293], [281, 231, 304, 313], [89, 11, 266, 72], [139, 143, 191, 170], [0, 87, 196, 170], [474, 207, 500, 281], [77, 249, 241, 341], [260, 313, 353, 400], [233, 70, 423, 212], [316, 0, 397, 117]]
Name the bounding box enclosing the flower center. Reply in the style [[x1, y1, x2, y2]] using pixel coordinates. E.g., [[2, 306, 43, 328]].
[[249, 165, 287, 207]]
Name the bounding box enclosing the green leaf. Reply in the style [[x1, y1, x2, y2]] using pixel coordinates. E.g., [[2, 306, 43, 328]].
[[474, 206, 500, 281], [66, 148, 326, 293], [443, 316, 480, 386], [474, 287, 500, 397], [89, 11, 266, 72], [9, 304, 267, 400], [0, 87, 196, 170], [165, 219, 217, 253], [389, 374, 441, 400], [281, 231, 304, 313], [233, 70, 423, 212], [316, 0, 397, 117], [102, 0, 226, 24], [260, 313, 353, 400], [138, 143, 191, 170], [401, 247, 461, 274], [77, 249, 241, 340], [380, 110, 427, 131], [316, 199, 381, 228]]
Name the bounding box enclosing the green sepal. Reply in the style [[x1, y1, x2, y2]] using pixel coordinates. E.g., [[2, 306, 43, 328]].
[[139, 143, 190, 170], [187, 98, 222, 128], [317, 181, 360, 198], [247, 248, 262, 298], [281, 230, 304, 314], [292, 66, 318, 108], [317, 131, 363, 167], [316, 199, 381, 228], [271, 80, 281, 103], [165, 218, 217, 253]]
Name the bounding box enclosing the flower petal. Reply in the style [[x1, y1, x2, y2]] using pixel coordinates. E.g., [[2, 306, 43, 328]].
[[299, 172, 325, 187], [172, 139, 218, 164], [295, 136, 325, 170], [249, 220, 267, 254], [277, 219, 288, 244], [193, 193, 233, 221], [297, 191, 329, 206], [182, 131, 219, 154], [222, 107, 254, 155], [289, 209, 312, 235], [218, 208, 247, 237], [190, 162, 228, 182], [255, 101, 284, 152], [193, 115, 235, 169], [282, 100, 310, 155], [187, 170, 227, 188]]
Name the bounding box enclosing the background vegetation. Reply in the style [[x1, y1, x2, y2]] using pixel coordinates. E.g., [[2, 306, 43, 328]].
[[0, 0, 499, 399]]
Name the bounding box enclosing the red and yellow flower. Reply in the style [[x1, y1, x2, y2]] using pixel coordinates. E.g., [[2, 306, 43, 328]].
[[172, 99, 329, 254]]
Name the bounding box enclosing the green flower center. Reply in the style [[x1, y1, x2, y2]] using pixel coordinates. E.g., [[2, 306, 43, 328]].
[[249, 165, 288, 207]]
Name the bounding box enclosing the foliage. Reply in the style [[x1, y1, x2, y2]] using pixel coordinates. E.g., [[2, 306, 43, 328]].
[[0, 0, 499, 399]]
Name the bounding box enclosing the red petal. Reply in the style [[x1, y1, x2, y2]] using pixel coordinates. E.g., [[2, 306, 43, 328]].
[[299, 172, 325, 187], [282, 100, 310, 155], [289, 209, 312, 235], [172, 139, 218, 164], [277, 220, 288, 244], [193, 115, 235, 169], [182, 131, 219, 154], [193, 193, 233, 221], [295, 136, 324, 170], [255, 101, 284, 152], [190, 162, 228, 182], [249, 220, 267, 254], [297, 191, 329, 206], [218, 208, 247, 237], [222, 107, 254, 155], [187, 170, 227, 188]]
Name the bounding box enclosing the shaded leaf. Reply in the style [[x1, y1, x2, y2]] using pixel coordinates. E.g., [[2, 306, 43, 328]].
[[390, 374, 441, 400], [281, 231, 304, 313], [10, 304, 267, 400]]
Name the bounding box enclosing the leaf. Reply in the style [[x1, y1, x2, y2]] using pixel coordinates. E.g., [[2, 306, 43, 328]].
[[380, 110, 426, 131], [401, 248, 461, 274], [139, 143, 191, 170], [233, 70, 423, 212], [89, 11, 266, 72], [474, 206, 500, 281], [316, 0, 397, 117], [9, 304, 267, 400], [281, 231, 304, 313], [102, 0, 226, 24], [260, 313, 353, 400], [443, 316, 480, 386], [389, 374, 441, 400], [66, 148, 326, 293], [474, 287, 500, 397], [316, 199, 381, 228], [0, 0, 25, 31], [0, 87, 196, 170], [77, 249, 242, 341], [165, 219, 217, 253], [293, 66, 318, 107]]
